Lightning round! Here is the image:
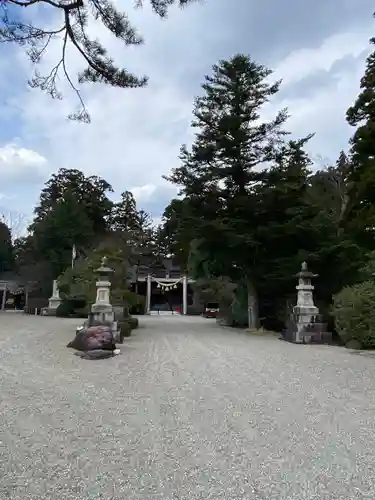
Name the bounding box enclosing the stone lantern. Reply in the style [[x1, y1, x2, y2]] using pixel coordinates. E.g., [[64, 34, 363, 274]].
[[295, 261, 318, 313], [75, 256, 120, 346], [283, 261, 331, 344], [90, 256, 115, 325]]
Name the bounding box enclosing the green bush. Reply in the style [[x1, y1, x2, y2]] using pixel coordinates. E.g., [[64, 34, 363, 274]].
[[129, 316, 139, 329], [71, 307, 89, 318], [55, 295, 88, 318], [56, 300, 74, 318], [118, 320, 132, 342], [129, 294, 145, 315], [332, 280, 375, 348], [69, 295, 87, 309]]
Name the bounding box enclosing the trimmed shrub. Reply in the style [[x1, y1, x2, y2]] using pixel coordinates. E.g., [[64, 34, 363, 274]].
[[71, 307, 89, 318], [332, 280, 375, 349], [129, 316, 139, 329], [129, 295, 145, 315], [118, 320, 132, 342], [56, 300, 74, 318], [69, 296, 87, 310]]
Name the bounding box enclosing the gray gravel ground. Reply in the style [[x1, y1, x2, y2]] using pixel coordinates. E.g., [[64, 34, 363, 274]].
[[1, 313, 375, 499]]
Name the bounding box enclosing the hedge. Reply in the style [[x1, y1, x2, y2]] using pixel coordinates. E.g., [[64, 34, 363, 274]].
[[332, 280, 375, 349]]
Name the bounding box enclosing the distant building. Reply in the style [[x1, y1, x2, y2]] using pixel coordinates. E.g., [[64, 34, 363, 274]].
[[0, 257, 199, 314], [0, 272, 26, 310], [129, 257, 195, 314]]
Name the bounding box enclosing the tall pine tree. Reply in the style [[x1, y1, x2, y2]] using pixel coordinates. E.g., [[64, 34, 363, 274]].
[[167, 54, 288, 195], [111, 191, 140, 234], [0, 221, 14, 273], [166, 54, 290, 327], [346, 15, 375, 247], [30, 168, 113, 275], [309, 151, 352, 234]]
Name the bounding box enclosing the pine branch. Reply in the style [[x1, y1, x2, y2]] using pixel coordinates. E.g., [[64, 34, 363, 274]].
[[0, 0, 199, 121]]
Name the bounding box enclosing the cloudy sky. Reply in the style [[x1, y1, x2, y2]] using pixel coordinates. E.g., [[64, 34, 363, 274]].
[[0, 0, 374, 228]]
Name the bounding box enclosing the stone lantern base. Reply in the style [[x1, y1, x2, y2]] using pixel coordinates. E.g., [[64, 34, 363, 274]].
[[284, 310, 331, 344], [282, 262, 332, 344], [44, 280, 62, 316]]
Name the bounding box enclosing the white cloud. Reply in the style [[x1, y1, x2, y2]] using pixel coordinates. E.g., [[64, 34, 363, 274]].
[[272, 28, 372, 86], [130, 184, 157, 201], [0, 143, 48, 182], [276, 66, 364, 162], [261, 25, 373, 162], [131, 182, 178, 202], [7, 6, 195, 194]]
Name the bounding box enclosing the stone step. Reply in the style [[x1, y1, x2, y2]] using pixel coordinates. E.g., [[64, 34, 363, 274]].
[[149, 311, 178, 316]]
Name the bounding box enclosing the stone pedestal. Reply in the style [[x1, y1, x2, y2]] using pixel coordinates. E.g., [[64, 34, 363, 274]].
[[90, 258, 115, 327], [293, 266, 319, 343], [283, 262, 331, 344], [91, 278, 114, 323], [46, 280, 62, 315]]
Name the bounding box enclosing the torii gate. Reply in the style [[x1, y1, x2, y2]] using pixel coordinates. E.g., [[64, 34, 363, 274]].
[[145, 274, 189, 315]]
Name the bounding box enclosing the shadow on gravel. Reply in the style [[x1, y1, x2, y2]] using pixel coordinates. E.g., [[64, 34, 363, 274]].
[[350, 351, 375, 359], [74, 350, 120, 360]]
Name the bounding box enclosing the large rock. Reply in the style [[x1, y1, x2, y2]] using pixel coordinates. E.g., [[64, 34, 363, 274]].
[[67, 325, 116, 352]]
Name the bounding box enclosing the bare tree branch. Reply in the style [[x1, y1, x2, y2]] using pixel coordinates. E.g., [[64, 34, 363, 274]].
[[0, 208, 29, 241], [9, 0, 62, 9]]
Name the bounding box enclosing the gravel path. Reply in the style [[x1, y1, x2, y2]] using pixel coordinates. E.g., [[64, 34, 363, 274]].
[[1, 313, 375, 499]]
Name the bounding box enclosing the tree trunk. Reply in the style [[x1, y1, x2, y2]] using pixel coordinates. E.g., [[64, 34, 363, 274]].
[[247, 279, 259, 329]]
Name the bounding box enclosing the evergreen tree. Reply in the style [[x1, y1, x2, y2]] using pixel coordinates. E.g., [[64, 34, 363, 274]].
[[167, 54, 288, 196], [253, 138, 315, 277], [111, 191, 140, 233], [136, 209, 154, 243], [32, 168, 113, 232], [0, 221, 14, 273], [309, 151, 352, 233], [33, 191, 98, 275], [0, 0, 199, 121], [156, 198, 195, 264], [111, 191, 154, 254], [29, 168, 113, 274], [251, 138, 329, 327], [346, 17, 375, 246], [166, 54, 290, 326]]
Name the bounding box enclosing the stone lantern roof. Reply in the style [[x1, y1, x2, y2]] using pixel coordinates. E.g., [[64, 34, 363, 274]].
[[295, 261, 318, 280], [95, 256, 114, 279]]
